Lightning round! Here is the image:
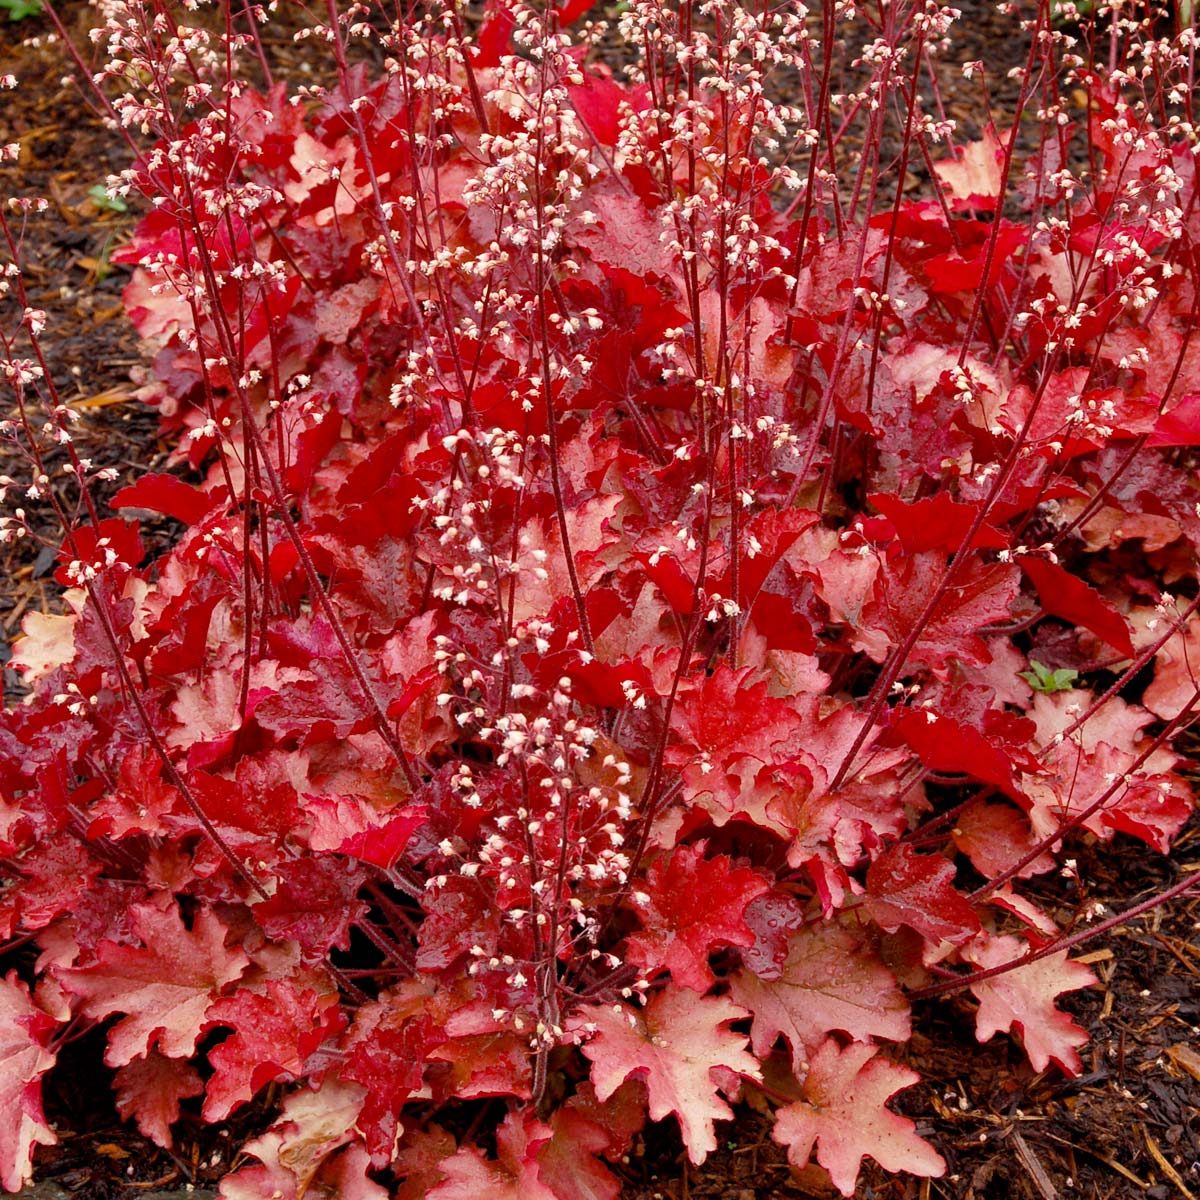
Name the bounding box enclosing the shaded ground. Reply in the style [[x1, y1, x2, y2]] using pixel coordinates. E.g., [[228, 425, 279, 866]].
[[2, 4, 1198, 1199]]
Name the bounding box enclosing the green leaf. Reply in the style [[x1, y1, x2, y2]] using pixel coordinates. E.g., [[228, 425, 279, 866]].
[[1019, 660, 1078, 694], [0, 0, 44, 21], [88, 185, 128, 214]]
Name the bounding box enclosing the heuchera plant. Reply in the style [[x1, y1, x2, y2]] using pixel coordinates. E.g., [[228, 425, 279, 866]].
[[2, 0, 1199, 1194]]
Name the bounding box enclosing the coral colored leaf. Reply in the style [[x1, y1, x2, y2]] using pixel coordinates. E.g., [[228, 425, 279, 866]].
[[9, 608, 77, 683], [428, 1112, 558, 1200], [625, 845, 769, 991], [579, 988, 760, 1165], [217, 1078, 368, 1200], [951, 800, 1056, 879], [0, 972, 57, 1192], [931, 126, 1006, 210], [965, 932, 1097, 1074], [58, 902, 249, 1068], [111, 473, 221, 525], [728, 921, 910, 1072], [772, 1038, 946, 1197], [538, 1106, 623, 1200], [1020, 556, 1134, 658], [114, 1049, 203, 1150], [866, 844, 981, 946], [202, 981, 345, 1120]]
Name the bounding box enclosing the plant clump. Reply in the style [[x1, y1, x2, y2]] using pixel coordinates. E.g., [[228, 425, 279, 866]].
[[1, 0, 1199, 1195]]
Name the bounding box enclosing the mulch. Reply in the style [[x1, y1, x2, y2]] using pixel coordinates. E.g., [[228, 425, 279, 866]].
[[1, 3, 1198, 1198]]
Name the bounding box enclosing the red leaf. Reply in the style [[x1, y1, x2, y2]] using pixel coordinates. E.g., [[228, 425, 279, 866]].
[[869, 492, 1007, 556], [417, 877, 503, 973], [624, 845, 769, 992], [202, 981, 345, 1120], [568, 70, 637, 147], [308, 796, 429, 870], [866, 844, 981, 946], [772, 1038, 946, 1197], [111, 473, 220, 526], [54, 518, 143, 584], [474, 1, 515, 68], [739, 891, 805, 981], [1147, 392, 1200, 447], [579, 987, 760, 1165], [667, 666, 802, 810], [865, 554, 1020, 672], [0, 973, 57, 1192], [890, 708, 1016, 792], [555, 0, 596, 20], [341, 980, 442, 1162], [58, 902, 249, 1067], [1020, 556, 1134, 658], [114, 1050, 203, 1150], [253, 857, 367, 962]]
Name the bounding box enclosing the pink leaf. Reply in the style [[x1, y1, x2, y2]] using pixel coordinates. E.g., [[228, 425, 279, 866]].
[[931, 126, 1006, 210], [965, 932, 1097, 1074], [217, 1078, 369, 1200], [58, 902, 249, 1067], [1144, 616, 1200, 720], [9, 608, 77, 683], [728, 921, 910, 1072], [538, 1106, 623, 1200], [0, 973, 57, 1192], [772, 1038, 946, 1197], [427, 1112, 558, 1200], [114, 1049, 204, 1150], [579, 987, 760, 1165]]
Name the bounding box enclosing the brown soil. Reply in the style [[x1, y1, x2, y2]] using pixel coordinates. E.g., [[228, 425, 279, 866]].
[[1, 4, 1197, 1199]]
